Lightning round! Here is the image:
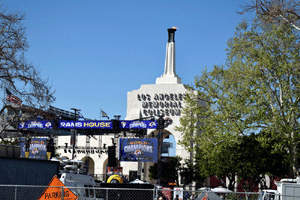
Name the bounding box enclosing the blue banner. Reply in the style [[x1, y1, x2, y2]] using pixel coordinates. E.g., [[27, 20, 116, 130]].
[[58, 120, 113, 129], [119, 138, 157, 162], [19, 121, 53, 129], [19, 138, 47, 160], [120, 120, 157, 129], [18, 120, 157, 130]]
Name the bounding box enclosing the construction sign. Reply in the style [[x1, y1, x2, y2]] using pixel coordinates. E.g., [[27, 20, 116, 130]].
[[38, 175, 78, 200]]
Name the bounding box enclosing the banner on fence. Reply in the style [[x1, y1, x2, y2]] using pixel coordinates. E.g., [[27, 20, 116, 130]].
[[119, 138, 157, 162], [173, 187, 183, 200]]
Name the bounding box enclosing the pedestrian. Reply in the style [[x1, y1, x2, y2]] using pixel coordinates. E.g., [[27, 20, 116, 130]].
[[175, 194, 180, 200]]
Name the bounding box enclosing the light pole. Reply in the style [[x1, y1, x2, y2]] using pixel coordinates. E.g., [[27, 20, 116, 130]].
[[71, 108, 80, 160], [156, 115, 165, 186]]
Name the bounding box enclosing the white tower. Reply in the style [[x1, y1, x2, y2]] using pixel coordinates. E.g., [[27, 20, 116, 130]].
[[156, 27, 182, 84], [125, 28, 189, 182]]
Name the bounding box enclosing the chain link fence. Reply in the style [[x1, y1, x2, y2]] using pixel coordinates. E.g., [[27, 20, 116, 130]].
[[1, 185, 300, 200], [0, 185, 48, 200]]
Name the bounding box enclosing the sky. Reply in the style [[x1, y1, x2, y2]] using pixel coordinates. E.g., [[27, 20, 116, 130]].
[[1, 0, 253, 120]]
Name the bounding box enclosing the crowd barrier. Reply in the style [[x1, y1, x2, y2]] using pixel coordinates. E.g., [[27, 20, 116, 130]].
[[0, 185, 300, 200]]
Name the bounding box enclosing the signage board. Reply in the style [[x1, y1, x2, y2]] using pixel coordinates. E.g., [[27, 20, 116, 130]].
[[173, 187, 183, 200], [120, 120, 157, 129], [38, 175, 77, 200], [19, 137, 47, 160], [58, 120, 113, 129], [162, 187, 172, 200], [19, 121, 53, 129], [119, 138, 157, 162], [18, 120, 157, 130]]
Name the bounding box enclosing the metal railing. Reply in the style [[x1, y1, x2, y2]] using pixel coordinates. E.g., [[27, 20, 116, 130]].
[[1, 185, 300, 200]]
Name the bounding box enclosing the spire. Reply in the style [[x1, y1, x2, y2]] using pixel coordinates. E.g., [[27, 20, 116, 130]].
[[156, 27, 182, 84]]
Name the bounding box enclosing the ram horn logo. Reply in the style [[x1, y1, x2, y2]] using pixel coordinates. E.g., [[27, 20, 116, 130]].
[[134, 149, 142, 156], [149, 121, 156, 128], [45, 122, 52, 128], [19, 122, 25, 129], [121, 121, 126, 128]]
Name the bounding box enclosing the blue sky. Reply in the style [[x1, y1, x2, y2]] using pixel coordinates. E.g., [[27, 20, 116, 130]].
[[2, 0, 253, 120]]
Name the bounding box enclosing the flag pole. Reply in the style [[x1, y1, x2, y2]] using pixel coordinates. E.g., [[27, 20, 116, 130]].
[[100, 108, 102, 120]]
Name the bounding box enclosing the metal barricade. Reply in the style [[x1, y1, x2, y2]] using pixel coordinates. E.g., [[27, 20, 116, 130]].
[[2, 185, 300, 200], [0, 185, 59, 200]]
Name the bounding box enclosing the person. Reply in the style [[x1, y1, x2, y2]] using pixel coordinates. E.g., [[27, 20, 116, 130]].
[[175, 194, 180, 200]]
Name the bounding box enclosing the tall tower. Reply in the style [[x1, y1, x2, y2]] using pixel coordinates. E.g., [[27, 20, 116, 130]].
[[125, 27, 190, 182], [156, 27, 182, 84]]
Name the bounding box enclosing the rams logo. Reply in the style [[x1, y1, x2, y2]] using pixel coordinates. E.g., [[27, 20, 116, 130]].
[[45, 122, 52, 128], [32, 148, 39, 154], [134, 150, 142, 156], [121, 121, 127, 128], [149, 121, 156, 128], [19, 122, 25, 129]]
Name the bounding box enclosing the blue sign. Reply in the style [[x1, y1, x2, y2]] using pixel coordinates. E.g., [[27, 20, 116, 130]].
[[119, 138, 157, 162], [120, 120, 157, 129], [58, 120, 113, 129], [19, 121, 53, 129], [19, 120, 157, 130], [19, 138, 47, 160]]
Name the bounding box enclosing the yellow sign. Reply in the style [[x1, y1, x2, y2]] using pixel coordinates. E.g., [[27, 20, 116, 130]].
[[38, 175, 78, 200]]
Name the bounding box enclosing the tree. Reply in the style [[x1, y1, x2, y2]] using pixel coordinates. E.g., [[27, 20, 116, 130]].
[[257, 130, 290, 188], [233, 133, 289, 191], [0, 8, 55, 108], [180, 158, 205, 187], [177, 16, 300, 178], [0, 7, 55, 143], [240, 0, 300, 31]]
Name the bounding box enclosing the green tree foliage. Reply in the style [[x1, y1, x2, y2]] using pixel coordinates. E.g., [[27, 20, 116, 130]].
[[233, 133, 288, 191], [176, 16, 300, 180], [192, 132, 289, 191], [179, 157, 205, 187]]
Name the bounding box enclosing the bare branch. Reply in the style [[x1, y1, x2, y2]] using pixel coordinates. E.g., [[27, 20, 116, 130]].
[[240, 0, 300, 30], [0, 7, 55, 109]]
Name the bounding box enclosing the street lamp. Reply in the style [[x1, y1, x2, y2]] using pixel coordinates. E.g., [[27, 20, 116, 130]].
[[156, 115, 166, 186], [71, 108, 80, 160]]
